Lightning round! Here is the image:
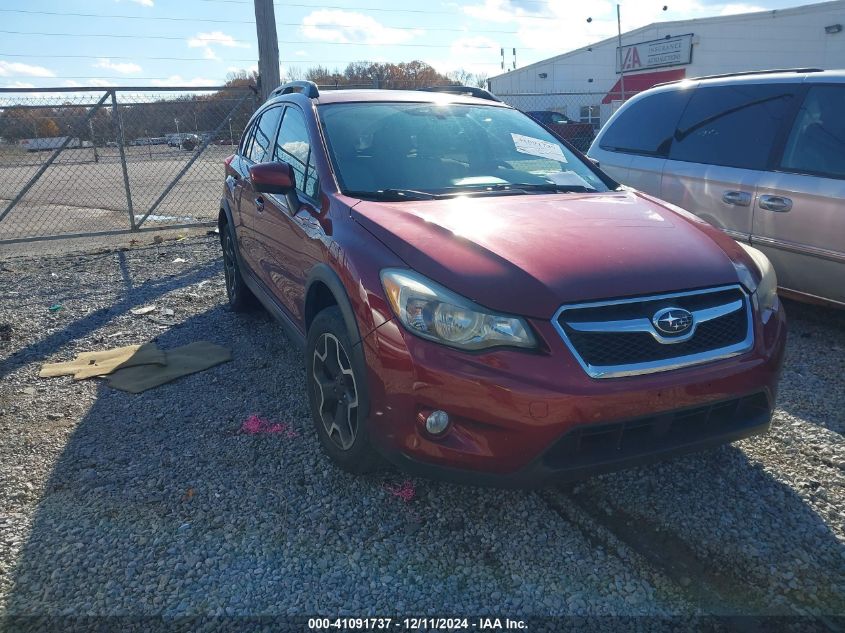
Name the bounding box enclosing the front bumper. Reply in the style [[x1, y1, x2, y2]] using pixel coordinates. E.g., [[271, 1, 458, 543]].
[[360, 303, 786, 486]]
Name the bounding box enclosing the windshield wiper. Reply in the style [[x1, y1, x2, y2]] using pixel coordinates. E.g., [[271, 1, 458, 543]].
[[444, 182, 597, 195], [506, 183, 598, 194], [344, 188, 438, 201]]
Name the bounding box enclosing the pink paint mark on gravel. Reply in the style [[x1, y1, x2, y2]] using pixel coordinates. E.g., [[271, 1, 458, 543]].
[[383, 480, 416, 502], [241, 414, 299, 438]]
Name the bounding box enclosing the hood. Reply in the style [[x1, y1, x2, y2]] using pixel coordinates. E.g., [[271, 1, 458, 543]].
[[351, 190, 740, 318]]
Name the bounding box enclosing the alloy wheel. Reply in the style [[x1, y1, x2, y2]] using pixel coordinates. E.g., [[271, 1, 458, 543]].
[[312, 332, 359, 450]]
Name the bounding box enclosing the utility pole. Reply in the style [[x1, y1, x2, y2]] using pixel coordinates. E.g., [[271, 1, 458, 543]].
[[617, 4, 626, 102], [254, 0, 280, 102]]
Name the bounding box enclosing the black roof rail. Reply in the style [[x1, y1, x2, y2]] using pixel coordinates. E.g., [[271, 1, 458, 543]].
[[418, 85, 502, 102], [271, 80, 320, 99], [658, 67, 824, 87]]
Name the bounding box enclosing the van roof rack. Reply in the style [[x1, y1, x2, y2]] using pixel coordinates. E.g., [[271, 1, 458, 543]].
[[660, 67, 824, 86], [418, 85, 501, 102], [272, 80, 320, 99]]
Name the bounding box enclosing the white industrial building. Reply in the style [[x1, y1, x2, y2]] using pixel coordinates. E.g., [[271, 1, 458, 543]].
[[489, 0, 845, 129]]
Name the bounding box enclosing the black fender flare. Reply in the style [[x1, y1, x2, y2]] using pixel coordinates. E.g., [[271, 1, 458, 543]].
[[305, 263, 365, 347], [219, 196, 235, 229], [218, 197, 247, 268]]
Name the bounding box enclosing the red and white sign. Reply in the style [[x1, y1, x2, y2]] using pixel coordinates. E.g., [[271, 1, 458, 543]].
[[616, 34, 694, 73]]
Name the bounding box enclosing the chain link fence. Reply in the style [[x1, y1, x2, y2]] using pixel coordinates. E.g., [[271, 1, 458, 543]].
[[1, 84, 629, 243], [0, 86, 258, 243], [491, 90, 634, 152]]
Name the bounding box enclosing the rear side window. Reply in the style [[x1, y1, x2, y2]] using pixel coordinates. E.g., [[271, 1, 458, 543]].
[[669, 83, 798, 170], [780, 85, 845, 179], [246, 106, 282, 163], [599, 90, 690, 156], [274, 107, 319, 200], [239, 120, 255, 156]]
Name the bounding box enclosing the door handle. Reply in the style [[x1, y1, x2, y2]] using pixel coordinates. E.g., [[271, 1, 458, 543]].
[[722, 190, 752, 207], [758, 195, 792, 212], [254, 196, 265, 212]]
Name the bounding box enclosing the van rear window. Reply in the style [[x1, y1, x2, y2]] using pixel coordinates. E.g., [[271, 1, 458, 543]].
[[599, 90, 691, 156]]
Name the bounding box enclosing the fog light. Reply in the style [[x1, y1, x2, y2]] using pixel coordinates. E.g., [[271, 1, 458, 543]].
[[425, 410, 450, 435]]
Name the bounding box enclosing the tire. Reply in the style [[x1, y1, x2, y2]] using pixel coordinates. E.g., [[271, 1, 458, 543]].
[[220, 220, 257, 312], [306, 306, 381, 474]]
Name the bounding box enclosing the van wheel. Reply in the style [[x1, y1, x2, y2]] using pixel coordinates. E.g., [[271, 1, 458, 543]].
[[306, 307, 380, 473]]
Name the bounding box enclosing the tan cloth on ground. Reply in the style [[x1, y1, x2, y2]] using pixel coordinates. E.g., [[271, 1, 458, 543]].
[[39, 343, 166, 380], [107, 341, 231, 394]]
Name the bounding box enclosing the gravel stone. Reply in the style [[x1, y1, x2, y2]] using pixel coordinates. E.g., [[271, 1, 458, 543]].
[[0, 235, 842, 621]]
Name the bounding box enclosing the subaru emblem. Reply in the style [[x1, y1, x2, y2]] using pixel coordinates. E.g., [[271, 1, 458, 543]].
[[652, 307, 694, 336]]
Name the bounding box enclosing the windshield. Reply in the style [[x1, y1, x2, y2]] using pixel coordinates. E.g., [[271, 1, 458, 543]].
[[318, 102, 611, 198]]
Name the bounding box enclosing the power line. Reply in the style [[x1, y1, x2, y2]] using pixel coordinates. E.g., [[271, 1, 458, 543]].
[[0, 53, 501, 65], [4, 76, 229, 80], [0, 30, 253, 44], [0, 53, 257, 62], [0, 30, 540, 48], [0, 8, 522, 35], [279, 1, 557, 19], [197, 0, 557, 5], [2, 63, 503, 79], [190, 0, 560, 20], [0, 8, 254, 24]]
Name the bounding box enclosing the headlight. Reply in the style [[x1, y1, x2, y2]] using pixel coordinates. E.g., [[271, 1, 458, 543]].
[[735, 242, 778, 313], [380, 269, 537, 351]]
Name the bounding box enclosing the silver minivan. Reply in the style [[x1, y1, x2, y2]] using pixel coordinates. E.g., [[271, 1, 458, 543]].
[[589, 69, 845, 308]]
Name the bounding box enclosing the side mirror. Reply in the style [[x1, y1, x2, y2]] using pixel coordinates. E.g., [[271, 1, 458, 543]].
[[249, 162, 295, 194], [588, 157, 600, 168]]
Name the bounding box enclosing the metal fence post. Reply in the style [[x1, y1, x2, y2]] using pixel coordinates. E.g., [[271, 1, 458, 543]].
[[110, 89, 136, 231]]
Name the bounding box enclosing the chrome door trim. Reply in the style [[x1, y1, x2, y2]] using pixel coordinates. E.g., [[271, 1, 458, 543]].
[[752, 235, 845, 265]]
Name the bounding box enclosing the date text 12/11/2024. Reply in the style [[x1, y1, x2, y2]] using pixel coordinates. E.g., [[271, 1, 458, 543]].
[[308, 617, 528, 630]]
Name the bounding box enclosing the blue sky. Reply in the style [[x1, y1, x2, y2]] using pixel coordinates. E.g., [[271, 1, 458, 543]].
[[0, 0, 806, 88]]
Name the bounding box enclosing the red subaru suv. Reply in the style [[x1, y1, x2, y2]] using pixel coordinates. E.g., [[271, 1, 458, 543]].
[[220, 82, 786, 486]]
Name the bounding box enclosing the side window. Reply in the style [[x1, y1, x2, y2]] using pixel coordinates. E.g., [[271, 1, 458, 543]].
[[600, 90, 690, 156], [780, 85, 845, 179], [669, 83, 799, 170], [247, 107, 282, 163], [273, 107, 319, 199], [239, 119, 256, 156]]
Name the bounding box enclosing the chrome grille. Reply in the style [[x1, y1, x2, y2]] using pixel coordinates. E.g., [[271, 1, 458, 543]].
[[553, 285, 754, 379]]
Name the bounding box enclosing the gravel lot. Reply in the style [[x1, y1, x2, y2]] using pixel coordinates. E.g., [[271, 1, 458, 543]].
[[0, 235, 843, 628]]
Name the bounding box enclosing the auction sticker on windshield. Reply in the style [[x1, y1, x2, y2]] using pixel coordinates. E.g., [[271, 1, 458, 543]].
[[511, 133, 567, 163]]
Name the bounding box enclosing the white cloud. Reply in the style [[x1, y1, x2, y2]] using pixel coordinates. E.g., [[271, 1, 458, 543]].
[[0, 61, 55, 77], [719, 3, 765, 15], [226, 64, 258, 75], [294, 50, 308, 57], [90, 79, 117, 87], [63, 80, 83, 87], [3, 81, 36, 89], [94, 58, 142, 74], [187, 30, 249, 61], [301, 10, 423, 45], [151, 75, 218, 87], [427, 36, 502, 75], [460, 0, 729, 64], [115, 0, 155, 6]]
